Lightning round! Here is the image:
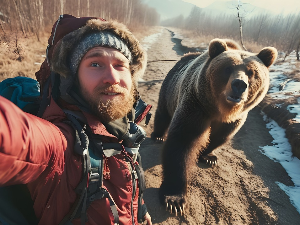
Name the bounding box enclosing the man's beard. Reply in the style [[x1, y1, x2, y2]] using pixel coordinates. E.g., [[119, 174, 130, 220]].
[[81, 83, 137, 123]]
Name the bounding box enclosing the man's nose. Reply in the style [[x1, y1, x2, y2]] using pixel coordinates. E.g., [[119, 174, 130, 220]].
[[102, 65, 120, 85]]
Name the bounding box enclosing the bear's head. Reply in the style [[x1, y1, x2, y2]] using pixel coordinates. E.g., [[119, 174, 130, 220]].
[[206, 38, 277, 122]]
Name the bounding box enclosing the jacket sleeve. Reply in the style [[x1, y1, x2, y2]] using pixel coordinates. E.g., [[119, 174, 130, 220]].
[[0, 96, 67, 186]]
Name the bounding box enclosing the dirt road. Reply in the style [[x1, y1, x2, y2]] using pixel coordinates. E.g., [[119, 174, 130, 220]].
[[138, 28, 300, 224]]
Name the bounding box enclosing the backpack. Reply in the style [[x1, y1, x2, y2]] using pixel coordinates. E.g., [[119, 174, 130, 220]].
[[0, 77, 41, 225], [0, 76, 152, 225]]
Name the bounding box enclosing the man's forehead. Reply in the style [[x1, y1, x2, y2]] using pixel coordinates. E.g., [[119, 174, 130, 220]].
[[83, 47, 128, 61]]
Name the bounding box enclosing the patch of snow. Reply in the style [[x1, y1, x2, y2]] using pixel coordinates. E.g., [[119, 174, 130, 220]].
[[172, 32, 184, 39], [260, 114, 300, 214], [260, 50, 300, 213], [141, 28, 164, 51], [268, 52, 300, 116]]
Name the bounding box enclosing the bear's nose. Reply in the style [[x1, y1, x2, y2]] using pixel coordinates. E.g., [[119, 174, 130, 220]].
[[231, 79, 248, 95]]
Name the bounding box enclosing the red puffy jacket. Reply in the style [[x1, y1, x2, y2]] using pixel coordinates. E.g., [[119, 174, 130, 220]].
[[0, 95, 143, 225]]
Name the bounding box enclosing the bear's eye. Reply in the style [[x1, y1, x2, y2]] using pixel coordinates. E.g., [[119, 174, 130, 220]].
[[247, 69, 254, 78], [224, 66, 233, 74]]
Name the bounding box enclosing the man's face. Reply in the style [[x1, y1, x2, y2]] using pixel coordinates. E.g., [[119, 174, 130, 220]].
[[78, 46, 135, 122]]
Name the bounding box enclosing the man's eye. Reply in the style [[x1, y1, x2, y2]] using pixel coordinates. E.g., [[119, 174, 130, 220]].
[[115, 64, 129, 69], [91, 62, 100, 67]]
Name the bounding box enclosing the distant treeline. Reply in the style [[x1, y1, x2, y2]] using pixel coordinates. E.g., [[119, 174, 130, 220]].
[[0, 0, 160, 40], [163, 6, 300, 58]]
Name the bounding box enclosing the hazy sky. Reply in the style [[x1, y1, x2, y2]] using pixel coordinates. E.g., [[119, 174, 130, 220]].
[[183, 0, 300, 14]]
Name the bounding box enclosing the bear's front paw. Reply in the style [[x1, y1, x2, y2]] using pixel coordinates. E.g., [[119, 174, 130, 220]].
[[199, 153, 218, 166], [164, 194, 186, 216]]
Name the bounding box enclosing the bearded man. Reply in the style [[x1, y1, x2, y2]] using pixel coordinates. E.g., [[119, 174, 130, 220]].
[[0, 14, 152, 225]]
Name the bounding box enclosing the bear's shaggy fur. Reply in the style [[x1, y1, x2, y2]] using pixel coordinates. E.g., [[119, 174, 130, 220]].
[[151, 38, 277, 211]]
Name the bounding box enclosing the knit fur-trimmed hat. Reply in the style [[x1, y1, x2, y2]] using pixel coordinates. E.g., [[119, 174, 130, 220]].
[[69, 31, 132, 75], [41, 17, 147, 104], [51, 18, 147, 83], [35, 15, 147, 96]]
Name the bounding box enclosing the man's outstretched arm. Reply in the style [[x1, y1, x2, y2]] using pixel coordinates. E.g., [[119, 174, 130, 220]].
[[0, 96, 67, 186]]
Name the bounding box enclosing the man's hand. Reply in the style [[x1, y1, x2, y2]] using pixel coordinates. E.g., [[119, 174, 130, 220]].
[[143, 212, 152, 225]]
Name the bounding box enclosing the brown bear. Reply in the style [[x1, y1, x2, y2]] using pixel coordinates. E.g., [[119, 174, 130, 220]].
[[151, 38, 277, 215]]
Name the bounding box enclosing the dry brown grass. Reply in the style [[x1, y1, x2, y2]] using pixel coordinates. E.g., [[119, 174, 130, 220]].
[[243, 41, 266, 53], [161, 28, 271, 54], [0, 26, 157, 83], [293, 61, 300, 81], [0, 33, 48, 82]]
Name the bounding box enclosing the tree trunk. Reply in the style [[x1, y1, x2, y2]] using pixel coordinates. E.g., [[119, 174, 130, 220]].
[[12, 0, 26, 35], [237, 10, 247, 51], [60, 0, 64, 15], [77, 0, 80, 17], [296, 39, 300, 61], [87, 0, 89, 16], [283, 52, 289, 61]]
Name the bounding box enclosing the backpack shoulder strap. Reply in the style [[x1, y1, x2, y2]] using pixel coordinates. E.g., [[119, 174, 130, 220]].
[[59, 112, 120, 225], [58, 112, 91, 225]]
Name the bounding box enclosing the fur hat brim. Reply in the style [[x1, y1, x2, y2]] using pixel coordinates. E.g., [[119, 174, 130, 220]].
[[51, 19, 147, 84]]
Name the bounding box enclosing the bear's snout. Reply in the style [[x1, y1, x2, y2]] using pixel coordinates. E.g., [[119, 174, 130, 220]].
[[226, 79, 248, 103], [231, 79, 247, 95]]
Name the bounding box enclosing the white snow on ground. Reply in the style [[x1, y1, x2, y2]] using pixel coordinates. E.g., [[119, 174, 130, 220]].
[[268, 51, 300, 100], [172, 32, 184, 40], [261, 51, 300, 214], [260, 115, 300, 214], [141, 28, 164, 51], [287, 98, 300, 123], [141, 30, 300, 214], [139, 28, 164, 82], [268, 53, 300, 122]]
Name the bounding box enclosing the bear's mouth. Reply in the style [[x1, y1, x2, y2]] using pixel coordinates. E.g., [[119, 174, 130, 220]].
[[227, 95, 242, 103]]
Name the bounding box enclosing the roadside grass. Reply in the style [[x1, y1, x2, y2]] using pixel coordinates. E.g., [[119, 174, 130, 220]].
[[292, 61, 300, 81], [167, 28, 269, 54], [0, 33, 47, 81], [0, 26, 158, 82]]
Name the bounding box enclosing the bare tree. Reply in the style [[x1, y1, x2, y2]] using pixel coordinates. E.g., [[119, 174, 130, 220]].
[[296, 39, 300, 60], [12, 0, 26, 35], [1, 0, 160, 40], [185, 6, 203, 32], [235, 0, 247, 50]]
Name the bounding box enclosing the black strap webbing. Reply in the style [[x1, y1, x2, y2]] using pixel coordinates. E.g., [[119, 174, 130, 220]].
[[59, 113, 120, 225]]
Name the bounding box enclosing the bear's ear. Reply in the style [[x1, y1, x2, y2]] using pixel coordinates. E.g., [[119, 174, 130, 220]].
[[209, 39, 228, 59], [257, 47, 278, 68]]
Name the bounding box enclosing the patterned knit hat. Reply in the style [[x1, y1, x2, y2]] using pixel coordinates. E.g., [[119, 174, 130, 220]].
[[69, 31, 132, 75], [50, 18, 147, 83]]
